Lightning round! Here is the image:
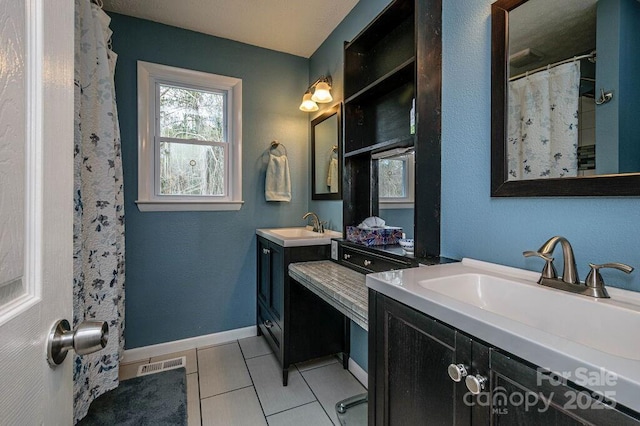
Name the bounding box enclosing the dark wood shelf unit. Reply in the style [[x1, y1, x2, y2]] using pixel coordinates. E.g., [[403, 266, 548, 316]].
[[344, 1, 415, 99], [342, 0, 442, 258]]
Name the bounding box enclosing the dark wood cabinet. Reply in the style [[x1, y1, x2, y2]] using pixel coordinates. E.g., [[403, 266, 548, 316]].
[[487, 350, 640, 426], [256, 236, 347, 386], [369, 290, 640, 425], [342, 0, 442, 258], [338, 241, 414, 274], [369, 291, 471, 425], [257, 237, 284, 325]]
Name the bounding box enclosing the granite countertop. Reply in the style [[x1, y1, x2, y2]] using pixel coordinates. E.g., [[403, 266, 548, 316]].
[[288, 260, 368, 330]]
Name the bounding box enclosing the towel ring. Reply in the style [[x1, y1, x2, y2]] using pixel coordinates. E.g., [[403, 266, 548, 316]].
[[330, 145, 338, 159], [270, 140, 287, 156]]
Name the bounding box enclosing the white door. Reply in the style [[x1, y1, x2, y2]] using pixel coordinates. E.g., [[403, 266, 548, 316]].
[[0, 0, 75, 424]]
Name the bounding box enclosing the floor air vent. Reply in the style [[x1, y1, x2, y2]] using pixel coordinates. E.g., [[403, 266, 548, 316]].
[[136, 356, 186, 377]]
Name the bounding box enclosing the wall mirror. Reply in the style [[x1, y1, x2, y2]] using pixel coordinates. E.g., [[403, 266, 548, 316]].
[[491, 0, 640, 196], [311, 104, 342, 200], [373, 148, 415, 239]]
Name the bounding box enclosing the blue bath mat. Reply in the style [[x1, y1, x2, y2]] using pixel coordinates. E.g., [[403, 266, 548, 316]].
[[78, 368, 187, 425]]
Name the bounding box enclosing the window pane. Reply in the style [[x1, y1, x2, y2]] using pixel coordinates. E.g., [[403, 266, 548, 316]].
[[379, 159, 406, 198], [159, 142, 225, 196], [159, 84, 225, 142]]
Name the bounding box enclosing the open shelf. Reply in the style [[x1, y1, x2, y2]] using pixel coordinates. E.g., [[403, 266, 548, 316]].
[[344, 0, 415, 99], [344, 135, 415, 158], [344, 81, 415, 154], [344, 58, 415, 105], [344, 0, 414, 53]]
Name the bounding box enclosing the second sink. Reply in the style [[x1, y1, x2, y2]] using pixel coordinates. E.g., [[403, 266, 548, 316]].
[[256, 227, 342, 247], [416, 269, 640, 360]]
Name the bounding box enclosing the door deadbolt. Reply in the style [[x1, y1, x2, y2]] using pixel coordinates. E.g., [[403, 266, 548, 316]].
[[47, 319, 109, 367]]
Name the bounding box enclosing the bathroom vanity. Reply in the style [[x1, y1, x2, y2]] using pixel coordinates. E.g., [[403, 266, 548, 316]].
[[367, 259, 640, 425], [255, 229, 347, 385]]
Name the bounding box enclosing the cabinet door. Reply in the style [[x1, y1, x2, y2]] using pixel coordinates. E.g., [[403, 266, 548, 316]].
[[257, 237, 271, 307], [269, 242, 284, 323], [488, 350, 640, 425], [372, 293, 471, 425]]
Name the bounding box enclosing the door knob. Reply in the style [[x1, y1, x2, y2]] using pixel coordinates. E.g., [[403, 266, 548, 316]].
[[47, 319, 108, 367], [465, 374, 488, 394], [447, 363, 468, 382]]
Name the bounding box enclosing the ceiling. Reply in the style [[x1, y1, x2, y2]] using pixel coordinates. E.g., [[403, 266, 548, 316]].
[[101, 0, 360, 58], [509, 0, 597, 75]]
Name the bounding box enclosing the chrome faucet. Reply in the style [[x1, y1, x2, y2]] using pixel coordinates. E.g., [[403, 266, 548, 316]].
[[524, 236, 633, 298], [529, 236, 579, 284], [303, 212, 324, 233]]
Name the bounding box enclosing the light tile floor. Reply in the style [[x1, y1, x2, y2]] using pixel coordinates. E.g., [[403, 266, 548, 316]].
[[119, 336, 366, 425]]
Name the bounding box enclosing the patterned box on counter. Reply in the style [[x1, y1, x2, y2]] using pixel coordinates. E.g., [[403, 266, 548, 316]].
[[346, 226, 403, 246]]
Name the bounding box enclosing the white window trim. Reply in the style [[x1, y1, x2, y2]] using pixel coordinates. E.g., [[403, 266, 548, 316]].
[[136, 61, 243, 212]]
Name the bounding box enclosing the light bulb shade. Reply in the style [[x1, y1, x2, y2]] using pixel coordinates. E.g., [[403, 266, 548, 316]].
[[299, 92, 319, 112], [311, 82, 333, 103]]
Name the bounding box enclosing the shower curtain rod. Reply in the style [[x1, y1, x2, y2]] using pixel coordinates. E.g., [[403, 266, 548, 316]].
[[509, 51, 596, 82]]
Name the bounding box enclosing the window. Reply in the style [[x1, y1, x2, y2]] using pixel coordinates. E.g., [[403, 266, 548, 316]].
[[136, 61, 243, 211], [376, 150, 415, 208]]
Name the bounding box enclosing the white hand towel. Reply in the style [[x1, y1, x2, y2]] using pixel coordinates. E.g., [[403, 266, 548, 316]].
[[327, 157, 339, 193], [265, 153, 291, 202]]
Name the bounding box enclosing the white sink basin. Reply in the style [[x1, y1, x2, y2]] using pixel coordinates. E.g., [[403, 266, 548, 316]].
[[366, 258, 640, 412], [269, 228, 324, 238], [256, 227, 342, 247], [418, 273, 640, 360]]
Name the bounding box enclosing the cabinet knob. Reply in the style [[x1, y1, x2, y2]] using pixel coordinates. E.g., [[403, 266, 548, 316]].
[[363, 259, 372, 266], [447, 363, 468, 382], [263, 248, 270, 255], [465, 374, 487, 395], [264, 319, 273, 329], [344, 254, 351, 260]]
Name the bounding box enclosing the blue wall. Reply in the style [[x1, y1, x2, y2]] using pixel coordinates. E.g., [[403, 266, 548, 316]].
[[379, 208, 414, 239], [618, 0, 640, 173], [112, 0, 640, 366], [308, 0, 393, 372], [308, 0, 394, 231], [596, 0, 620, 174], [441, 0, 640, 292], [310, 0, 640, 371], [110, 14, 310, 348]]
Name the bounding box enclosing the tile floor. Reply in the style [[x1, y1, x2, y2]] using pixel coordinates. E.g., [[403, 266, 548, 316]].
[[119, 335, 366, 425]]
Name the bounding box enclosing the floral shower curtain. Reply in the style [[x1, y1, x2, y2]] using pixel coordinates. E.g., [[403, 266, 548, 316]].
[[507, 61, 580, 180], [73, 0, 125, 422]]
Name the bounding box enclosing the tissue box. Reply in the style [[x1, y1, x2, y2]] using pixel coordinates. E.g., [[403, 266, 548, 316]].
[[346, 226, 403, 246]]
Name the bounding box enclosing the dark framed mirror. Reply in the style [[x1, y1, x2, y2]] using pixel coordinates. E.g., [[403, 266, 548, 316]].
[[491, 0, 640, 197], [311, 103, 342, 200]]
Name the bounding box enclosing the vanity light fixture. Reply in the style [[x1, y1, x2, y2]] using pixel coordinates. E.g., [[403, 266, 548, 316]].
[[299, 92, 319, 112], [299, 75, 333, 112]]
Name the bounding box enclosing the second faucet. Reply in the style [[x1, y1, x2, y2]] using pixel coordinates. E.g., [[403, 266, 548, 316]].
[[303, 212, 324, 233]]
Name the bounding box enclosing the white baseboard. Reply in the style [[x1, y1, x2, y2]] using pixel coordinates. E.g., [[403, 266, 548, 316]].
[[348, 358, 368, 389], [123, 326, 257, 362]]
